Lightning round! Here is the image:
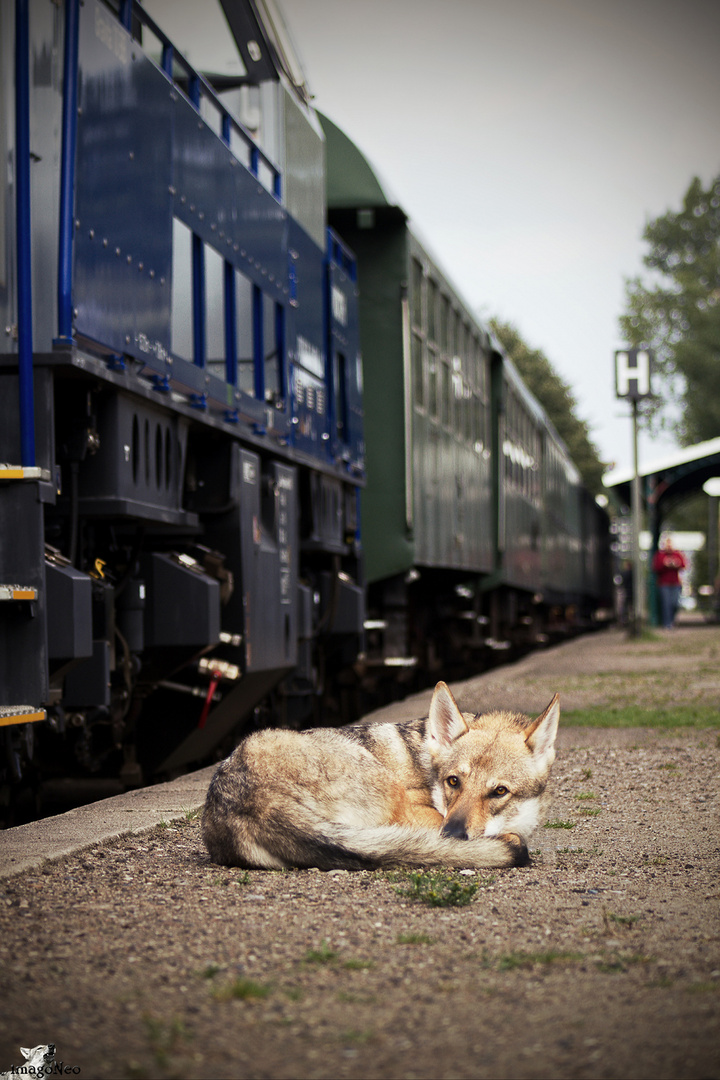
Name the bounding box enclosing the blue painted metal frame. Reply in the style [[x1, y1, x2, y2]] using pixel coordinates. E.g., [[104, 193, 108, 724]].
[[59, 0, 362, 479], [14, 0, 36, 466]]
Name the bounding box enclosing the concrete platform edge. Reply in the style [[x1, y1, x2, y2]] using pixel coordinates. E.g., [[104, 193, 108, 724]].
[[0, 765, 216, 880]]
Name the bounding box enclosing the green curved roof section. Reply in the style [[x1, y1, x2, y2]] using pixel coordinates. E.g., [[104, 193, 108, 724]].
[[319, 112, 400, 211]]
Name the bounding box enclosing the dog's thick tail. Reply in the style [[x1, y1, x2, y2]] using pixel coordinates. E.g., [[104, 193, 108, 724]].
[[204, 811, 529, 871]]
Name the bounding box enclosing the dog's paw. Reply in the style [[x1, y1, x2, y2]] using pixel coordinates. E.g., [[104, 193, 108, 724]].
[[498, 832, 530, 867]]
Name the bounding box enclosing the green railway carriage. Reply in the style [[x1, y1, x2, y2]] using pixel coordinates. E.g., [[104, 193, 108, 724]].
[[321, 116, 494, 580], [321, 114, 609, 673]]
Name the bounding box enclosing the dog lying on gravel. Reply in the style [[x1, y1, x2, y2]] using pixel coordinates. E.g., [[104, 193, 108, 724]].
[[203, 681, 559, 871]]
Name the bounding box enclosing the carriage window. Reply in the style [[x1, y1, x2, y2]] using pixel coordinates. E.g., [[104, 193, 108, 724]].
[[440, 295, 450, 352], [427, 279, 438, 343], [411, 258, 424, 330], [428, 353, 438, 420], [441, 361, 451, 428], [413, 334, 425, 409]]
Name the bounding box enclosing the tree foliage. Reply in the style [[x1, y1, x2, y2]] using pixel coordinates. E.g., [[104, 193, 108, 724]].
[[620, 174, 720, 445], [489, 318, 607, 495]]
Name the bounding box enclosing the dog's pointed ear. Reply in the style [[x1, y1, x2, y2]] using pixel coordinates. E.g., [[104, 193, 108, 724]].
[[524, 694, 559, 766], [20, 1050, 31, 1061], [428, 681, 469, 747]]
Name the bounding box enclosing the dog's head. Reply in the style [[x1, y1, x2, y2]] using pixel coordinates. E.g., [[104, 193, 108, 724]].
[[426, 681, 559, 841], [20, 1045, 56, 1068]]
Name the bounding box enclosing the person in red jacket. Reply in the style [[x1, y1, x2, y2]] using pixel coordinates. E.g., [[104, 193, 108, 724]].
[[652, 537, 687, 629]]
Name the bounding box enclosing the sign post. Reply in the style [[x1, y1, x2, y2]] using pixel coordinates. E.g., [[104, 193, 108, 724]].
[[615, 349, 653, 636]]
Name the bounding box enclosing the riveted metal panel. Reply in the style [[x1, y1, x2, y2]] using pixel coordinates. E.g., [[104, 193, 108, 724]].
[[170, 92, 288, 293], [73, 0, 173, 358], [287, 217, 328, 462]]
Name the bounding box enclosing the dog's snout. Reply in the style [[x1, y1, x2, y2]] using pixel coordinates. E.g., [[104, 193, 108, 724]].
[[441, 817, 469, 841]]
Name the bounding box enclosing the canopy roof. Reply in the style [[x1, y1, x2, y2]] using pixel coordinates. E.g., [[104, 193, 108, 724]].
[[603, 437, 720, 514]]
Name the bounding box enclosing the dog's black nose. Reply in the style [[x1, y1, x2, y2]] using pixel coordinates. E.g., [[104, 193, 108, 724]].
[[441, 818, 468, 841]]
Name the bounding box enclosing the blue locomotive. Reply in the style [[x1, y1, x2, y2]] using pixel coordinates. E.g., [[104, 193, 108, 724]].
[[0, 0, 610, 810], [1, 0, 364, 796]]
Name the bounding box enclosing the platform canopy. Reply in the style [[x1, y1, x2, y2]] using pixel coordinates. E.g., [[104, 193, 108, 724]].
[[603, 436, 720, 532]]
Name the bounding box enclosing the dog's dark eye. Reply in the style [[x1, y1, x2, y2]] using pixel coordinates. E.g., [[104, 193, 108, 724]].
[[446, 775, 460, 788], [492, 785, 509, 797]]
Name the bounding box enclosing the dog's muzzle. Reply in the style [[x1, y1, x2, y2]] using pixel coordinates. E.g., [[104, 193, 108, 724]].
[[441, 818, 468, 841]]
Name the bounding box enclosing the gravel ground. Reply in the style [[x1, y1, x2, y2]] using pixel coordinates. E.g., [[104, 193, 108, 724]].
[[0, 626, 719, 1080]]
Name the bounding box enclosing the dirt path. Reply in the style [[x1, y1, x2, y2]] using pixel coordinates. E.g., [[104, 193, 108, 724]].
[[0, 627, 718, 1079]]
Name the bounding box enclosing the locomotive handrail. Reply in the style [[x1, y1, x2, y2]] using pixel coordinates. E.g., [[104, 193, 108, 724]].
[[327, 230, 357, 282], [124, 0, 282, 196], [50, 0, 292, 437]]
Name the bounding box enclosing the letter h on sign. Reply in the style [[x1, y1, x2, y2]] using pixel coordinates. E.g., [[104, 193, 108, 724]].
[[615, 349, 653, 400]]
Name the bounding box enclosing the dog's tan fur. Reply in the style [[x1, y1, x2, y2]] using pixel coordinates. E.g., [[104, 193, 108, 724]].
[[203, 681, 559, 870]]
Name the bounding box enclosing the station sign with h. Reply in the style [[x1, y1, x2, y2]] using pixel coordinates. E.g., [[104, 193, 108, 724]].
[[615, 349, 653, 400]]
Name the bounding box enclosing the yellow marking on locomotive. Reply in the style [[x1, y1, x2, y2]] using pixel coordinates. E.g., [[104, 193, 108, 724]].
[[0, 709, 46, 727]]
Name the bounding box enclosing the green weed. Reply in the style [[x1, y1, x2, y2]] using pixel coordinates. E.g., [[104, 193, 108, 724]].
[[544, 819, 576, 830], [396, 932, 436, 945], [199, 963, 223, 980], [142, 1014, 192, 1068], [562, 706, 720, 729], [302, 940, 338, 965], [339, 1029, 374, 1045], [211, 978, 272, 1001], [498, 950, 584, 971], [393, 869, 478, 907], [604, 910, 642, 929]]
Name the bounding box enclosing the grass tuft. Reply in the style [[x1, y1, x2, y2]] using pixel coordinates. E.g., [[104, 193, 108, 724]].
[[211, 977, 272, 1001], [498, 950, 584, 971], [393, 869, 479, 907], [563, 705, 720, 729], [396, 932, 436, 945], [302, 940, 338, 965]]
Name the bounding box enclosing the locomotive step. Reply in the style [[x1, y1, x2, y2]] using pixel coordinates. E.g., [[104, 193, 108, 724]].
[[0, 585, 38, 601], [0, 465, 51, 481], [0, 706, 46, 727]]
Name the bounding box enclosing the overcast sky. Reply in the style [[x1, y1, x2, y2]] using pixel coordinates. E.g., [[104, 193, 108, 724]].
[[279, 0, 720, 476]]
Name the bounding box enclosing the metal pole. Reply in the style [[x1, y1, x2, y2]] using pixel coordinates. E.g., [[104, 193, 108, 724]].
[[15, 0, 36, 467], [630, 398, 644, 635]]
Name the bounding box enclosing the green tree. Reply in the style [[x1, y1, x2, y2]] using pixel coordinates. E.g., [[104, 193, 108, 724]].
[[489, 318, 607, 495], [620, 174, 720, 445]]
